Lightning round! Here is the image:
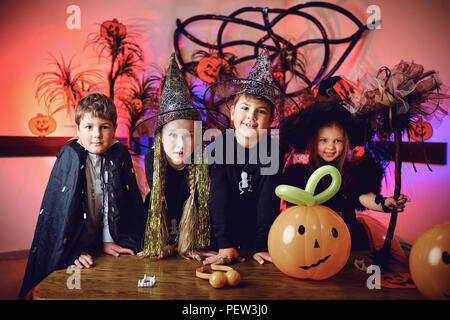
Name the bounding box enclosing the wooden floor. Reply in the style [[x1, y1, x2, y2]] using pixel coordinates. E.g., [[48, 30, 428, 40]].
[[31, 251, 424, 300], [0, 250, 28, 300]]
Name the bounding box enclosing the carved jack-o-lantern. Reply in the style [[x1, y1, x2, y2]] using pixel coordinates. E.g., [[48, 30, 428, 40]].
[[269, 166, 351, 280], [100, 18, 127, 40], [352, 146, 365, 158], [197, 55, 228, 83], [131, 98, 143, 111], [28, 113, 57, 136], [409, 222, 450, 299], [409, 118, 433, 142]]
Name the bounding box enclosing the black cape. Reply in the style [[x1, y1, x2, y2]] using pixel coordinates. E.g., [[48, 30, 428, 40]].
[[19, 140, 145, 299]]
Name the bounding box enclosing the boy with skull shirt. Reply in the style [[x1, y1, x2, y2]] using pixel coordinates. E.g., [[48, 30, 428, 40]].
[[204, 48, 298, 265]]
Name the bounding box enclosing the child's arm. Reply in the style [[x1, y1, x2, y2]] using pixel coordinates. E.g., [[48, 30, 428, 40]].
[[208, 149, 236, 256], [252, 148, 283, 263], [359, 192, 407, 213]]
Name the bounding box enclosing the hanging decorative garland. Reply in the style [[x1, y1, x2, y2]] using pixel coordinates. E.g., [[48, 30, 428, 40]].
[[173, 2, 372, 102]]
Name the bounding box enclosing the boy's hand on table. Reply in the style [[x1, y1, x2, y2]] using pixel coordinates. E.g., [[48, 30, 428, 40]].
[[190, 250, 218, 261], [202, 247, 245, 265], [252, 251, 272, 264], [103, 242, 135, 257]]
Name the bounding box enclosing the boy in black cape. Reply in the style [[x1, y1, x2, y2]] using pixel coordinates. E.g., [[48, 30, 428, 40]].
[[19, 92, 145, 299]]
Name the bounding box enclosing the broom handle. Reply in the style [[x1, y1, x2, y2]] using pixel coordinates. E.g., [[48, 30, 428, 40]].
[[380, 129, 402, 255]]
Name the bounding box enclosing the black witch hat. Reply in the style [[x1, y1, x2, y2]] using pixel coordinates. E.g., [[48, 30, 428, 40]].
[[131, 53, 230, 148], [155, 53, 202, 130], [203, 47, 300, 127], [280, 101, 371, 152]]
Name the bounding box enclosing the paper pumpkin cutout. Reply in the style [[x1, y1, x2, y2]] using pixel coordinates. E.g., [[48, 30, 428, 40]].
[[409, 118, 433, 142], [352, 146, 365, 158], [100, 18, 127, 40], [196, 55, 228, 83], [28, 113, 57, 136], [131, 98, 143, 110]]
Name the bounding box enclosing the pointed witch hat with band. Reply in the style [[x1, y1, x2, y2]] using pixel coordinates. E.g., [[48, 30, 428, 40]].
[[203, 47, 300, 128], [155, 53, 202, 130], [130, 53, 230, 149], [132, 53, 229, 258]]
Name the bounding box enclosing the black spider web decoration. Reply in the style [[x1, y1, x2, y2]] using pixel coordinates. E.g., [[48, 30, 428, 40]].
[[173, 1, 373, 100]]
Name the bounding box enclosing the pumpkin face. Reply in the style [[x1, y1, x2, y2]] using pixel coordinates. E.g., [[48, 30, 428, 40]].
[[131, 98, 143, 110], [409, 222, 450, 299], [197, 55, 227, 83], [268, 204, 351, 280], [352, 146, 365, 158], [28, 113, 57, 136], [100, 18, 127, 40], [409, 119, 432, 142]]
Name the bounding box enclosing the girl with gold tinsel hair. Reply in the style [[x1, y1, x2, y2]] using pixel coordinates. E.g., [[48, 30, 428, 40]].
[[136, 54, 215, 259]]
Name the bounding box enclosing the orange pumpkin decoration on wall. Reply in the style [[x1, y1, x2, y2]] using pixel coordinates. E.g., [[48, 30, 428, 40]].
[[197, 55, 228, 83], [100, 18, 127, 40], [268, 166, 351, 280], [409, 222, 450, 299], [352, 146, 365, 158], [28, 113, 57, 136], [408, 118, 433, 142], [131, 98, 143, 111]]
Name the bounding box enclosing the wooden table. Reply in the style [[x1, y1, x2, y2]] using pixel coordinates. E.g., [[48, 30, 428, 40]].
[[31, 251, 424, 300]]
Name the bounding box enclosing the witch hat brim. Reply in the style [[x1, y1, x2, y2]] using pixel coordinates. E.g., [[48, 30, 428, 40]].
[[130, 106, 230, 149], [130, 53, 230, 148], [280, 102, 371, 152], [202, 77, 300, 127]]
